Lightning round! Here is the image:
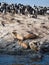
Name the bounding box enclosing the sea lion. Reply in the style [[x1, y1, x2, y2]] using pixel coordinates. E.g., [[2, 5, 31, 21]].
[[18, 41, 28, 49], [12, 31, 24, 41]]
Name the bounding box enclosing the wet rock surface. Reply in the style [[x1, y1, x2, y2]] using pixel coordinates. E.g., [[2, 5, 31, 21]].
[[39, 41, 49, 53]]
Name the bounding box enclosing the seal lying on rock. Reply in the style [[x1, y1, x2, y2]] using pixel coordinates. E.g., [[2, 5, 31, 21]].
[[12, 31, 24, 41], [18, 41, 29, 49], [29, 40, 39, 52], [12, 31, 39, 41], [24, 33, 39, 40]]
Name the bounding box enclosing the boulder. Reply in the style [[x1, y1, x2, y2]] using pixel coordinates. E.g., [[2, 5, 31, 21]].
[[40, 42, 49, 53]]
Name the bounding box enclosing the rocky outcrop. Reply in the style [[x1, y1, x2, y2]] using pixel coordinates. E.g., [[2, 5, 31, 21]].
[[0, 12, 49, 55]]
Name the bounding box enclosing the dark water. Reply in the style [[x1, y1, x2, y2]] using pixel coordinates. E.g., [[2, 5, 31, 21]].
[[0, 54, 49, 65]]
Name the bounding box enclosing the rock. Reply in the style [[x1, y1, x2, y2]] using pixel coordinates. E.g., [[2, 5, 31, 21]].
[[32, 15, 37, 18], [12, 31, 24, 41], [1, 21, 5, 26], [18, 41, 28, 49], [29, 40, 38, 51], [40, 42, 49, 53], [0, 39, 23, 54], [48, 17, 49, 20]]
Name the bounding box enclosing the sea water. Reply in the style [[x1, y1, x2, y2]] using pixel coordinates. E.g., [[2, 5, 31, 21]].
[[0, 54, 49, 65]]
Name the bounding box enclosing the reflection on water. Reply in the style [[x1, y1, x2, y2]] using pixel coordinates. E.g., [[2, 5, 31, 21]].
[[0, 54, 49, 65]]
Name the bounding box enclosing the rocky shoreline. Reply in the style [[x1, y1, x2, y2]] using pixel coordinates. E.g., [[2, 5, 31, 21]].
[[0, 12, 49, 57]]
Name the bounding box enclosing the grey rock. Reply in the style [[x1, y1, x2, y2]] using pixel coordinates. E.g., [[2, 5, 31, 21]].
[[39, 41, 49, 53]]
